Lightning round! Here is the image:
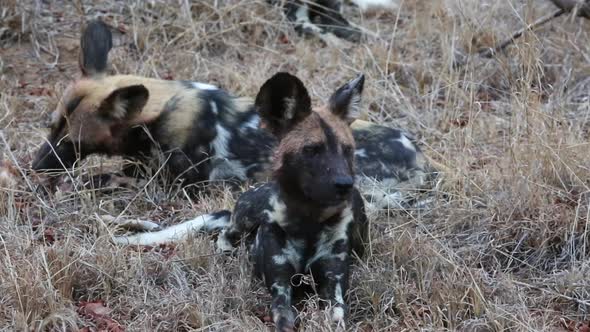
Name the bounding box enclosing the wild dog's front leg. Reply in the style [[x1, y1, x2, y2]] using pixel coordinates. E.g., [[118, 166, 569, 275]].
[[309, 239, 351, 326], [254, 223, 299, 332]]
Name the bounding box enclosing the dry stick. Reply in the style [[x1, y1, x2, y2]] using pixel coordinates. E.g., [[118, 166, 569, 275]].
[[549, 0, 590, 18], [478, 8, 566, 58], [512, 279, 590, 308]]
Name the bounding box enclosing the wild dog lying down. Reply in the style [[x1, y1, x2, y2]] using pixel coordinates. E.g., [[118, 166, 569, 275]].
[[276, 0, 398, 43], [119, 72, 369, 331], [31, 20, 431, 208]]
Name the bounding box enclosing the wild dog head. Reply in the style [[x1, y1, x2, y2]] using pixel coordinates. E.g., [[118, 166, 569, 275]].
[[255, 72, 364, 207], [32, 20, 149, 171]]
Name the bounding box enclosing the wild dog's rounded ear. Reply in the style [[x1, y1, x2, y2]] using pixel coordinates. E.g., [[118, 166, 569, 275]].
[[329, 74, 365, 124], [255, 72, 312, 137], [79, 20, 113, 77], [98, 85, 149, 121]]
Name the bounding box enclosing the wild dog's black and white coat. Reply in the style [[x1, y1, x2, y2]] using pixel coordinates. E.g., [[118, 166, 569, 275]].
[[157, 72, 368, 331], [31, 20, 431, 209], [275, 0, 398, 43]]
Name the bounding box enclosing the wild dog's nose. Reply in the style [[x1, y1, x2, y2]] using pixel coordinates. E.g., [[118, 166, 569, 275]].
[[333, 176, 354, 193]]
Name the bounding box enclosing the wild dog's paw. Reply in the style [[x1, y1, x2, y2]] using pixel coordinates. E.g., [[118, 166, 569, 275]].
[[332, 305, 346, 331]]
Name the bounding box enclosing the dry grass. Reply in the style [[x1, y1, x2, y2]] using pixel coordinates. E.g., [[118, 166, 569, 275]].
[[1, 0, 590, 331]]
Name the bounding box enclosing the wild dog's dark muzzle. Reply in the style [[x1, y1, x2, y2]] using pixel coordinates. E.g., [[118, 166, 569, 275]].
[[32, 141, 77, 172], [332, 175, 354, 196]]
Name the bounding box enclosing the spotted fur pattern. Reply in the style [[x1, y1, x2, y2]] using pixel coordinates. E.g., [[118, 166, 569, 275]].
[[219, 73, 368, 331], [115, 72, 371, 331], [32, 20, 432, 208]]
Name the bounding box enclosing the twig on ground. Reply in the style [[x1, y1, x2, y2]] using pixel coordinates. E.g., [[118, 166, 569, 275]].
[[478, 8, 566, 58]]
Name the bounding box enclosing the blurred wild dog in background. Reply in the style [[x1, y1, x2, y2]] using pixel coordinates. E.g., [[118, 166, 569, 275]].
[[31, 20, 432, 209], [116, 72, 369, 331], [275, 0, 398, 43]]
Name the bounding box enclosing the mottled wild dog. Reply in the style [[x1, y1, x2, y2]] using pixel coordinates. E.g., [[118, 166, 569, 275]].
[[118, 72, 369, 331], [32, 20, 431, 208], [275, 0, 398, 43]]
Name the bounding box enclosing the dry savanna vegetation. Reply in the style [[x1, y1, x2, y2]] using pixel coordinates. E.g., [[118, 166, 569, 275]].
[[1, 0, 590, 331]]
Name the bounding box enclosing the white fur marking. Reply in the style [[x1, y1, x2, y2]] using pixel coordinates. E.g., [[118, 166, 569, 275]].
[[265, 194, 288, 227], [305, 206, 353, 271], [271, 282, 290, 297], [192, 82, 218, 90], [283, 97, 296, 120], [210, 100, 218, 115], [273, 255, 288, 265], [334, 282, 344, 305], [211, 124, 231, 159], [332, 306, 345, 322], [112, 99, 128, 119], [208, 124, 247, 181], [348, 93, 362, 120], [354, 148, 367, 158], [282, 239, 304, 272], [113, 213, 228, 246], [350, 0, 397, 11], [397, 135, 416, 152], [241, 114, 260, 132], [294, 5, 322, 33]]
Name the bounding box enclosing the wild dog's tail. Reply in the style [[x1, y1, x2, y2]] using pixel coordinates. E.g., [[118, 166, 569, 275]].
[[112, 210, 231, 246]]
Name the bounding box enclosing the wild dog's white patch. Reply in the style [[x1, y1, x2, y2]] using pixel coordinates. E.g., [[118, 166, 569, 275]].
[[209, 100, 219, 115], [265, 194, 288, 227], [397, 135, 416, 152], [294, 4, 322, 33], [211, 124, 231, 158], [348, 93, 362, 120], [209, 124, 248, 181], [283, 239, 304, 272], [112, 98, 128, 119], [271, 282, 290, 297], [332, 275, 346, 323], [283, 97, 296, 121], [209, 159, 248, 181], [334, 278, 344, 305], [240, 113, 260, 132], [113, 213, 229, 246], [351, 0, 397, 11], [354, 148, 367, 158], [305, 206, 353, 271], [332, 306, 345, 322], [273, 255, 288, 265], [192, 82, 218, 90]]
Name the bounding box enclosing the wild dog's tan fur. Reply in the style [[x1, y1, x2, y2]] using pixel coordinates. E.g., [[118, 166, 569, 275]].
[[52, 75, 252, 150], [273, 108, 355, 173]]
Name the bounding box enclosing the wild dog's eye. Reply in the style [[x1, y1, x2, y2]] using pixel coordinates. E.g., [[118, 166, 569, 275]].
[[303, 144, 324, 156]]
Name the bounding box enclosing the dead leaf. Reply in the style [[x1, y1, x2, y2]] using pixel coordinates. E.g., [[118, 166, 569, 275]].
[[78, 300, 124, 332]]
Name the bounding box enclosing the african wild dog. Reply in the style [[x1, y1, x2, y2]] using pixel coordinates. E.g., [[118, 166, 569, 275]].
[[275, 0, 398, 43], [117, 72, 369, 331], [31, 20, 431, 208]]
